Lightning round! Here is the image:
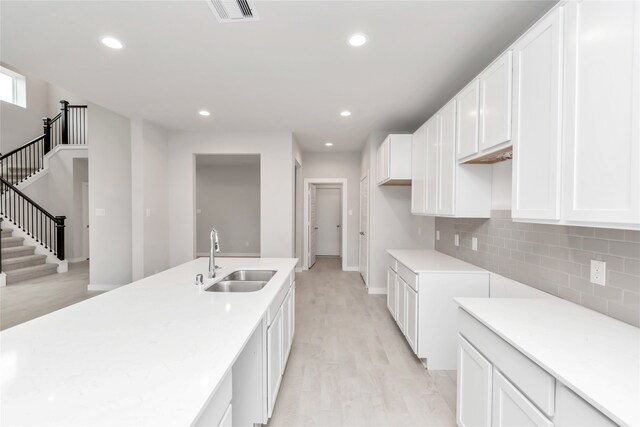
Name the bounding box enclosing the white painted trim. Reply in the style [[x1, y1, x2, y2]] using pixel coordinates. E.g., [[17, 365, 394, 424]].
[[295, 267, 303, 273], [15, 168, 49, 191], [344, 266, 359, 272], [195, 252, 260, 258], [88, 284, 122, 292], [43, 144, 88, 169], [303, 178, 348, 272], [1, 217, 68, 272], [0, 272, 6, 287], [67, 257, 88, 263], [367, 287, 387, 295]]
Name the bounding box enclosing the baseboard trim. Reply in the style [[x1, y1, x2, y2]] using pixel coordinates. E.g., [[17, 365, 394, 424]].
[[88, 284, 122, 292], [0, 272, 6, 287], [344, 266, 359, 272], [196, 252, 260, 258], [295, 267, 303, 273], [368, 287, 387, 295], [67, 257, 88, 264]]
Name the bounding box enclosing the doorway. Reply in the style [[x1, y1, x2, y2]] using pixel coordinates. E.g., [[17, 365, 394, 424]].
[[303, 178, 347, 271], [359, 174, 369, 287]]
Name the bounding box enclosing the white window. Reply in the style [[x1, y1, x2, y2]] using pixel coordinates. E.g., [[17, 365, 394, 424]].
[[0, 66, 26, 108]]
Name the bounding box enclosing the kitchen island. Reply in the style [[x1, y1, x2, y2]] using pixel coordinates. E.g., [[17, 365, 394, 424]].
[[0, 257, 297, 426]]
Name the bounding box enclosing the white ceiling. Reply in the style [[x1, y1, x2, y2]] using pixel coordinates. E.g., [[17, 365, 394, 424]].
[[0, 0, 555, 152]]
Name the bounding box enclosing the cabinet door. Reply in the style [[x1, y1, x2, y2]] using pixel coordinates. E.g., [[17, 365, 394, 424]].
[[425, 117, 439, 215], [282, 289, 292, 367], [562, 0, 640, 227], [387, 267, 397, 318], [457, 336, 492, 427], [555, 383, 616, 427], [405, 286, 418, 354], [267, 306, 283, 418], [456, 79, 480, 160], [396, 277, 406, 333], [512, 7, 563, 221], [218, 404, 232, 427], [291, 282, 295, 340], [479, 51, 513, 151], [492, 370, 553, 427], [378, 138, 390, 184], [411, 124, 427, 214], [438, 99, 457, 216]]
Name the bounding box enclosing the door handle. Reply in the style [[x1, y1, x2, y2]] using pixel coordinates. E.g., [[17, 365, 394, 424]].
[[314, 227, 319, 230], [359, 231, 365, 236]]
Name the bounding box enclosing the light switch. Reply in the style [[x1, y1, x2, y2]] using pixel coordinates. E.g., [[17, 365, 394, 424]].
[[454, 234, 460, 247], [145, 208, 151, 217], [590, 260, 606, 286], [348, 209, 353, 216], [196, 209, 202, 215], [95, 208, 106, 217], [472, 237, 478, 251], [436, 230, 440, 241]]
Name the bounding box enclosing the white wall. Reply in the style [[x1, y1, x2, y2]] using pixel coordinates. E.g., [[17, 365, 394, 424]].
[[167, 131, 295, 267], [131, 119, 171, 281], [361, 131, 436, 291], [0, 65, 50, 153], [88, 104, 132, 288], [295, 151, 361, 269], [195, 161, 260, 255], [491, 159, 512, 209]]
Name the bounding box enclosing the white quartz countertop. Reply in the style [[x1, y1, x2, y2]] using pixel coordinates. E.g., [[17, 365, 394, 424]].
[[0, 257, 297, 426], [387, 249, 489, 274], [455, 298, 640, 427]]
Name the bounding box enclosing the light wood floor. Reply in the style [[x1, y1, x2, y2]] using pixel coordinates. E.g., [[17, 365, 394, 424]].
[[0, 261, 100, 331], [269, 257, 457, 427]]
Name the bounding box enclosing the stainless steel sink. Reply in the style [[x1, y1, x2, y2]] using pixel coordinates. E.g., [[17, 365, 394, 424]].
[[205, 270, 276, 293]]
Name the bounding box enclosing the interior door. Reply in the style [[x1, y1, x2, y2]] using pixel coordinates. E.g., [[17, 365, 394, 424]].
[[316, 188, 341, 256], [82, 182, 90, 260], [359, 175, 369, 285], [308, 184, 318, 268]]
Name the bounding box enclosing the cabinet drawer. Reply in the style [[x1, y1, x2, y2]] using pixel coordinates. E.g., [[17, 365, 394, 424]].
[[388, 255, 398, 272], [397, 263, 417, 291], [459, 309, 555, 417]]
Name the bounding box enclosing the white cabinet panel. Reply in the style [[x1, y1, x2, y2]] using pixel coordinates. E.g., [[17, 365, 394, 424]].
[[512, 6, 564, 221], [218, 404, 232, 427], [456, 79, 480, 160], [457, 335, 493, 427], [479, 51, 513, 151], [387, 267, 397, 318], [282, 288, 293, 367], [562, 0, 640, 227], [555, 384, 616, 427], [425, 118, 439, 214], [377, 134, 412, 185], [267, 306, 283, 418], [411, 124, 426, 214], [396, 277, 406, 333], [405, 286, 418, 354], [492, 370, 553, 427], [437, 99, 456, 215]]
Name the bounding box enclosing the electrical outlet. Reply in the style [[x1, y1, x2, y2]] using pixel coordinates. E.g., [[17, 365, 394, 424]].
[[590, 260, 606, 286], [436, 230, 440, 241], [196, 208, 202, 215], [454, 234, 460, 247], [472, 237, 478, 251]]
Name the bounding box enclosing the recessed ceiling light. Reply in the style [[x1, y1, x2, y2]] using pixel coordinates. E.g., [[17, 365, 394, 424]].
[[325, 142, 334, 147], [340, 110, 352, 117], [198, 110, 211, 117], [348, 34, 367, 47], [101, 37, 124, 50]]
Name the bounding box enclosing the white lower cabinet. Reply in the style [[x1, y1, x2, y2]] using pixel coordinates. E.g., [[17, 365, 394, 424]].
[[457, 336, 492, 427], [282, 287, 293, 367], [267, 305, 283, 418], [405, 286, 418, 353], [387, 267, 397, 318], [492, 370, 553, 427], [218, 404, 232, 427], [396, 277, 406, 333]]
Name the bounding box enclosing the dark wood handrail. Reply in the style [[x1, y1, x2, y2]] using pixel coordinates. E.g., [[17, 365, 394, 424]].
[[0, 135, 45, 161], [0, 176, 59, 221]]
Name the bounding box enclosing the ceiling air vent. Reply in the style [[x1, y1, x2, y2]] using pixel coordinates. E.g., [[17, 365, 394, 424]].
[[207, 0, 259, 23]]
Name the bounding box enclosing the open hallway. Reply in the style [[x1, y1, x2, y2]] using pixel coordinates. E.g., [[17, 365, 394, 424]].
[[269, 257, 456, 427]]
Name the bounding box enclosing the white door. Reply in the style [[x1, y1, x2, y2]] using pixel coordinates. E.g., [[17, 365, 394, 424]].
[[411, 124, 426, 214], [405, 286, 418, 354], [457, 336, 492, 427], [308, 184, 318, 268], [562, 0, 640, 226], [425, 117, 439, 215], [492, 370, 553, 427], [479, 51, 513, 151], [82, 182, 90, 260], [438, 100, 457, 216], [511, 7, 563, 221], [316, 188, 341, 256], [456, 79, 480, 160], [359, 175, 369, 285], [387, 268, 397, 318], [267, 306, 283, 418]]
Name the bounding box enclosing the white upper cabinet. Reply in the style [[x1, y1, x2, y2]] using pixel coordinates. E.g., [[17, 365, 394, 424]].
[[411, 124, 426, 214], [479, 50, 513, 152], [377, 134, 412, 185], [437, 99, 456, 216], [511, 6, 564, 221], [456, 80, 480, 160], [425, 117, 439, 215], [561, 0, 640, 228]]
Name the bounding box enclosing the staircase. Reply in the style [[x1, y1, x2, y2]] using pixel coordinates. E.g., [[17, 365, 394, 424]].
[[1, 227, 57, 284], [0, 100, 87, 285]]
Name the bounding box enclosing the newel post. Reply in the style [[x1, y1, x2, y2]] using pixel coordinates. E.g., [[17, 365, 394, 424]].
[[55, 216, 66, 260], [42, 117, 51, 154], [60, 100, 69, 145]]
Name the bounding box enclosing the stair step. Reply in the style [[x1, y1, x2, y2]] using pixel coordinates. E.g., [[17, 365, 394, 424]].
[[1, 236, 25, 248], [1, 245, 36, 259], [1, 254, 48, 271], [4, 263, 58, 284], [1, 229, 13, 238]]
